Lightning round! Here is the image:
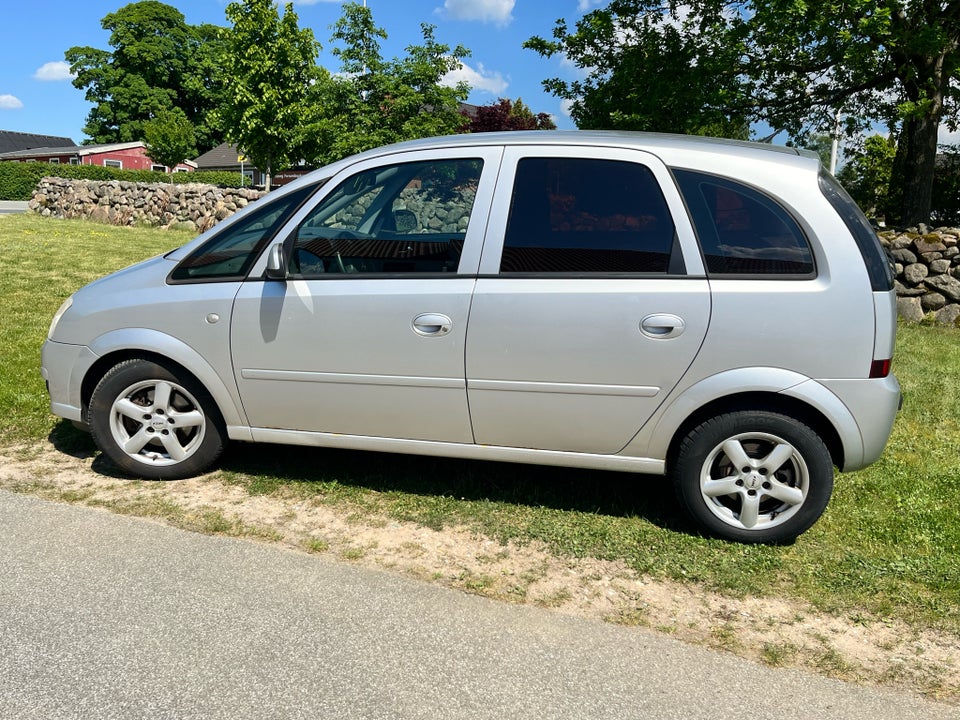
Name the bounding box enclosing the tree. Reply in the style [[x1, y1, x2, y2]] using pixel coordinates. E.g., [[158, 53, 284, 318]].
[[65, 1, 226, 151], [526, 0, 960, 225], [464, 98, 557, 132], [524, 1, 751, 139], [218, 0, 323, 191], [143, 108, 197, 174], [306, 2, 471, 165], [838, 135, 898, 220]]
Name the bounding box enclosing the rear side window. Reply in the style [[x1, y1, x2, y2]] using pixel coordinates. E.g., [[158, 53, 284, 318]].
[[500, 157, 678, 274], [673, 169, 815, 277], [818, 170, 894, 291]]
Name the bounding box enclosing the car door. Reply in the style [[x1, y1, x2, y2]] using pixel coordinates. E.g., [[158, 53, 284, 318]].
[[230, 147, 501, 443], [465, 145, 711, 454]]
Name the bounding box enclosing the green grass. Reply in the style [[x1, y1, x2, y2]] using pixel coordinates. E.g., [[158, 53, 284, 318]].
[[1, 214, 958, 637]]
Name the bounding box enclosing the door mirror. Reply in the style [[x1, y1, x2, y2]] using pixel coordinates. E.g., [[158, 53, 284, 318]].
[[265, 243, 287, 279], [393, 208, 418, 233]]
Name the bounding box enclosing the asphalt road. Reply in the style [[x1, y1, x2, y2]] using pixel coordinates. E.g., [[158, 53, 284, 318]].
[[0, 201, 28, 214], [0, 489, 955, 720]]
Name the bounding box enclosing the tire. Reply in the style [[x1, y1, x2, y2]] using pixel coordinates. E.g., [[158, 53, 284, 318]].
[[671, 411, 833, 544], [88, 359, 226, 480]]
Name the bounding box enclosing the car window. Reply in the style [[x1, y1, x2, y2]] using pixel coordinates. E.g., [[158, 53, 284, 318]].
[[499, 157, 677, 274], [170, 183, 320, 282], [673, 169, 815, 277], [290, 159, 483, 276]]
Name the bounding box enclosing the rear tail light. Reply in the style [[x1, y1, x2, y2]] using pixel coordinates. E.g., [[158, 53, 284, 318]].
[[870, 359, 892, 378]]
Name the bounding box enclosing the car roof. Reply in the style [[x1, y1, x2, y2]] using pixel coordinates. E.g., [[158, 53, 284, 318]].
[[299, 130, 821, 185], [347, 129, 817, 163]]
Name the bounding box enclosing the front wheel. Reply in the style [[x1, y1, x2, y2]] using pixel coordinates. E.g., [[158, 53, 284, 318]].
[[88, 359, 225, 480], [671, 411, 833, 543]]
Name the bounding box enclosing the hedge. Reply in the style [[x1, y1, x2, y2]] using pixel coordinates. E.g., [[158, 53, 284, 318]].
[[0, 161, 249, 201]]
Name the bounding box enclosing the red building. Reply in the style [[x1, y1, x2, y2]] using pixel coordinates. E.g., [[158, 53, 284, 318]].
[[0, 140, 195, 173]]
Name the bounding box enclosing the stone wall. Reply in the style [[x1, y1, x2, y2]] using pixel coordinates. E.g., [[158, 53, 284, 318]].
[[881, 225, 960, 326], [28, 176, 264, 233]]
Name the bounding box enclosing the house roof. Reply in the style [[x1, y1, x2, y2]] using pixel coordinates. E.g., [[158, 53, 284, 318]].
[[0, 130, 75, 155], [194, 142, 245, 169], [0, 141, 147, 160]]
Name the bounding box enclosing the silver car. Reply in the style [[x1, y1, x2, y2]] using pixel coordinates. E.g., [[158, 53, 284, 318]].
[[41, 131, 900, 543]]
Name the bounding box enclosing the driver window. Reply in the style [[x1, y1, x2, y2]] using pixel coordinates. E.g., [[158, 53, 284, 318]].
[[291, 158, 483, 276]]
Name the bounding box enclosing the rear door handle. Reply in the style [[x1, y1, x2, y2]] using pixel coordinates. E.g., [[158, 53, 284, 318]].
[[412, 313, 453, 337], [640, 314, 685, 339]]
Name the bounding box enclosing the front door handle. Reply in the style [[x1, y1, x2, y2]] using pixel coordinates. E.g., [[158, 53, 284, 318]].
[[412, 313, 453, 337], [640, 313, 685, 339]]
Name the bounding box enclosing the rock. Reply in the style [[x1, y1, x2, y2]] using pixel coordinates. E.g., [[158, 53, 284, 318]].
[[897, 296, 925, 323], [921, 292, 947, 312], [914, 236, 947, 254], [930, 259, 952, 275], [890, 248, 917, 264], [925, 274, 960, 303], [935, 304, 960, 327], [903, 262, 929, 284]]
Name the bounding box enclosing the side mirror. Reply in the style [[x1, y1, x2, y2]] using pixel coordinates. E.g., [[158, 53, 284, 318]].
[[393, 208, 418, 233], [265, 243, 287, 279]]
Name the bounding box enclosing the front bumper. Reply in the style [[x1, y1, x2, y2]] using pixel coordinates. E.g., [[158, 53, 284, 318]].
[[40, 339, 96, 423]]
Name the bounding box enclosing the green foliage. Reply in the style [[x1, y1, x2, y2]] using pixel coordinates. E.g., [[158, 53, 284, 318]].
[[65, 1, 227, 152], [143, 107, 197, 172], [218, 0, 322, 190], [0, 162, 248, 200], [306, 3, 471, 165], [837, 135, 897, 220], [524, 0, 751, 139]]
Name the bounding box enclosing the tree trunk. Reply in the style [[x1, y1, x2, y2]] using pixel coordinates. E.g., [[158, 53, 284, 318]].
[[890, 115, 939, 226]]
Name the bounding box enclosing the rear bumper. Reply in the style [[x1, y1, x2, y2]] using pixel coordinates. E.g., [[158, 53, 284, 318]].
[[819, 374, 901, 471]]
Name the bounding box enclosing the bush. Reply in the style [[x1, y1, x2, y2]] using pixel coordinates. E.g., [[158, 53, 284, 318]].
[[0, 161, 250, 200]]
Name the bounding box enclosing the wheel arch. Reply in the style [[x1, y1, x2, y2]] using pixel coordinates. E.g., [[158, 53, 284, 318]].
[[631, 367, 863, 472], [663, 391, 846, 474], [80, 329, 248, 433]]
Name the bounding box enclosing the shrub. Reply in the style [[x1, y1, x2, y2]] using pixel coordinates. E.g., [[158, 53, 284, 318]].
[[0, 161, 250, 201]]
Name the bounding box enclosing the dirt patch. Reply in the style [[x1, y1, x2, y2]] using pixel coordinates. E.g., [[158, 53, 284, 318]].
[[1, 442, 957, 702]]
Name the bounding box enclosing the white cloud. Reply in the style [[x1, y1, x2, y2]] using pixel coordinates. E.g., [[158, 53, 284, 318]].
[[577, 0, 603, 11], [559, 98, 575, 118], [940, 125, 960, 147], [441, 0, 514, 25], [0, 94, 24, 110], [442, 60, 508, 95], [33, 61, 75, 82]]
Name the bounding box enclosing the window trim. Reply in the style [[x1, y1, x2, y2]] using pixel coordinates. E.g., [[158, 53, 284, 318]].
[[167, 182, 321, 285], [103, 158, 122, 169], [478, 145, 703, 278]]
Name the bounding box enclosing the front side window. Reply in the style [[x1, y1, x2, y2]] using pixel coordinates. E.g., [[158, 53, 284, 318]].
[[674, 169, 815, 276], [499, 157, 677, 274], [290, 158, 483, 276], [170, 183, 319, 282]]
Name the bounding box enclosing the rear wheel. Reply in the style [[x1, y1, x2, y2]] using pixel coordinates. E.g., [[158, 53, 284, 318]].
[[672, 411, 833, 543], [88, 359, 225, 480]]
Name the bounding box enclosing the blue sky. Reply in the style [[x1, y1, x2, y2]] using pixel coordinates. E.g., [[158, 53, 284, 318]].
[[1, 0, 598, 143]]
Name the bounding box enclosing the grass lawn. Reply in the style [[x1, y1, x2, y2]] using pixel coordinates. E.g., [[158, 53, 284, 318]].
[[2, 213, 958, 637]]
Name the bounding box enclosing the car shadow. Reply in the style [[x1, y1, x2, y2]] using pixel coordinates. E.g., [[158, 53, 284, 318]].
[[218, 441, 695, 533], [46, 419, 696, 534]]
